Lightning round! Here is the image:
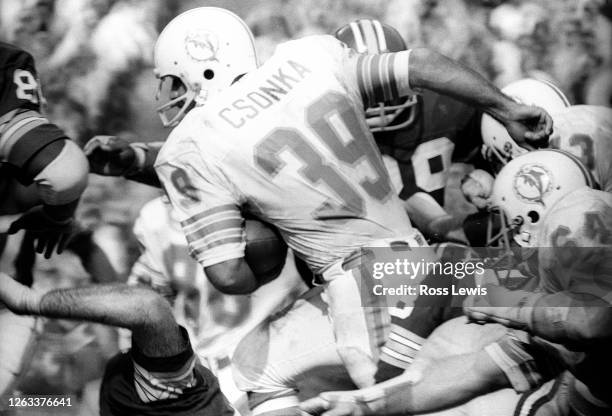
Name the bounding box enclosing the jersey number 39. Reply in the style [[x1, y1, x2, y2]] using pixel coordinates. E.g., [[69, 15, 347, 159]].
[[254, 91, 392, 218]]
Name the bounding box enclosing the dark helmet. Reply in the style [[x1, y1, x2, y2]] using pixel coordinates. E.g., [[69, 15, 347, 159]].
[[334, 19, 417, 132]]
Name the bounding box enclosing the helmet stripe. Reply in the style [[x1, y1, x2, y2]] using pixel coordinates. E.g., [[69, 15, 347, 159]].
[[349, 21, 367, 53], [372, 20, 387, 52], [358, 19, 381, 53]]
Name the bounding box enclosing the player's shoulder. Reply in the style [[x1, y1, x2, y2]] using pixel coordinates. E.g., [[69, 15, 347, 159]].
[[273, 35, 351, 66], [156, 111, 209, 166], [0, 41, 35, 70], [540, 187, 612, 246], [553, 105, 612, 131], [276, 34, 345, 54]]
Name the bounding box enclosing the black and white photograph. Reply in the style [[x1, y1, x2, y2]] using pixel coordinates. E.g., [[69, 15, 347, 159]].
[[0, 1, 611, 415]]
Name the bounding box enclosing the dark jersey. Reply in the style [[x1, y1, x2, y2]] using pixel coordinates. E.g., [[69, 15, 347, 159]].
[[0, 42, 67, 182], [99, 327, 234, 416], [374, 90, 482, 204]]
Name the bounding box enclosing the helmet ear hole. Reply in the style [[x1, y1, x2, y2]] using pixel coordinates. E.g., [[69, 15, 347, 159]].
[[204, 69, 215, 80], [527, 210, 540, 223]]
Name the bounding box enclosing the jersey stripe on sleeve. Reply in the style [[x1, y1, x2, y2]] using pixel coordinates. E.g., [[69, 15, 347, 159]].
[[356, 51, 412, 108], [179, 204, 244, 262]]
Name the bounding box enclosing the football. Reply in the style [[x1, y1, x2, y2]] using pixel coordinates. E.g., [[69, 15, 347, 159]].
[[245, 219, 288, 285]]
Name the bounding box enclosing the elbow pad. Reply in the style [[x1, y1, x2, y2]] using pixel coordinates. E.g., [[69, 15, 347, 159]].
[[34, 139, 89, 205]]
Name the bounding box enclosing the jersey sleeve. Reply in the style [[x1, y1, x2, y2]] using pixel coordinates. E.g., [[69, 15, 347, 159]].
[[156, 147, 246, 268], [293, 36, 415, 109]]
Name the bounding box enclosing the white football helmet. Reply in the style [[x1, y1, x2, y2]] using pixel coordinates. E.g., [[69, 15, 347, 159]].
[[334, 19, 418, 133], [481, 78, 570, 166], [153, 7, 258, 127], [488, 149, 595, 249]]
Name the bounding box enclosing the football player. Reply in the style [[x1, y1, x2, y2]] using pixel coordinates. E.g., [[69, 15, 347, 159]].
[[125, 196, 306, 413], [333, 19, 487, 242], [0, 41, 89, 257], [478, 83, 612, 192], [0, 272, 235, 415], [301, 150, 611, 415], [148, 7, 551, 416], [0, 41, 89, 402]]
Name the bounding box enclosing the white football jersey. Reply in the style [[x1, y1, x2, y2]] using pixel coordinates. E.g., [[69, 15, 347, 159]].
[[537, 187, 612, 303], [549, 105, 612, 192], [156, 35, 415, 272]]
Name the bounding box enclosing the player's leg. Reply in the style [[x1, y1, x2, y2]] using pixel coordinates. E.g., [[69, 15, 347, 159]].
[[232, 287, 352, 416], [321, 230, 455, 385]]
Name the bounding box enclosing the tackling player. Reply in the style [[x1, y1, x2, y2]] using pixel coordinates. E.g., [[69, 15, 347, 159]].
[[148, 7, 551, 415], [0, 41, 89, 402], [302, 151, 612, 415], [334, 19, 487, 242], [0, 272, 235, 415]]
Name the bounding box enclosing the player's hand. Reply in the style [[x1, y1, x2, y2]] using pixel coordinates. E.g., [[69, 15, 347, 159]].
[[499, 103, 553, 148], [300, 393, 372, 416], [84, 135, 136, 176], [8, 206, 77, 259], [461, 169, 494, 210], [463, 284, 541, 329], [0, 272, 42, 314]]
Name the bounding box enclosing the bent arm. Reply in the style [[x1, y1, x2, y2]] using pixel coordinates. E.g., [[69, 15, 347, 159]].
[[0, 274, 184, 357]]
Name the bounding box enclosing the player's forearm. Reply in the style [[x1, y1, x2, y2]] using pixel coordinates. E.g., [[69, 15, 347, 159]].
[[530, 292, 612, 345], [409, 48, 517, 122], [124, 142, 162, 188], [32, 284, 171, 328], [376, 352, 507, 413], [333, 353, 506, 414]]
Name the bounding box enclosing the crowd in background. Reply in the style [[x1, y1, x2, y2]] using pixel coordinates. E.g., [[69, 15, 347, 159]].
[[1, 0, 611, 414]]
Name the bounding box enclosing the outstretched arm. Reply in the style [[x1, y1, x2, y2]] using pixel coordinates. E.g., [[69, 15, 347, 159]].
[[301, 349, 508, 415], [0, 273, 184, 358], [84, 136, 162, 188], [407, 48, 551, 144], [350, 43, 551, 147]]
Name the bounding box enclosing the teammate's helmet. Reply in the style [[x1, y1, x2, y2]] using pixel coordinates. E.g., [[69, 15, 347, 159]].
[[153, 7, 258, 127], [481, 78, 570, 166], [334, 19, 417, 133], [488, 149, 595, 248]]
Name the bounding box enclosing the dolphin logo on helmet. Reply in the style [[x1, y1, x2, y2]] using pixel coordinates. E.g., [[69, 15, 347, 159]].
[[513, 164, 553, 206], [185, 30, 219, 62]]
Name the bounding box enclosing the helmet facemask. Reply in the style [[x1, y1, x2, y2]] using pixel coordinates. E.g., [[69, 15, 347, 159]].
[[366, 95, 418, 133], [155, 74, 198, 128], [484, 205, 538, 288]]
